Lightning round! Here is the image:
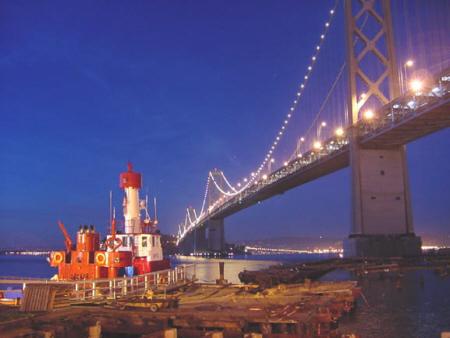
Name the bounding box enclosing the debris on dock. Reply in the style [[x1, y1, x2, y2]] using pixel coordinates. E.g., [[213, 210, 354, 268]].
[[0, 281, 360, 337]]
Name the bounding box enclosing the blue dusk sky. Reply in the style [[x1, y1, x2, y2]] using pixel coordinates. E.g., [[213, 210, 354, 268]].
[[0, 1, 449, 248]]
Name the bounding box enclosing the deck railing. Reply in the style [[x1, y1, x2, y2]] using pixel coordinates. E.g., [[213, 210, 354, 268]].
[[0, 264, 195, 303]]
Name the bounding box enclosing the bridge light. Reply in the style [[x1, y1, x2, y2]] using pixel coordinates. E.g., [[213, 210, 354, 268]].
[[237, 182, 241, 187], [297, 153, 302, 158], [313, 141, 322, 150], [405, 60, 414, 67], [363, 109, 375, 120], [300, 137, 305, 142], [321, 121, 327, 127], [284, 161, 288, 166], [360, 92, 367, 100], [410, 79, 423, 93], [262, 174, 268, 180], [330, 9, 334, 14], [270, 158, 275, 163], [312, 56, 316, 61], [335, 127, 344, 137], [243, 178, 248, 182]]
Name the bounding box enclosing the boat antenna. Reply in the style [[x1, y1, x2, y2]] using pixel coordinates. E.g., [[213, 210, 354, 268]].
[[109, 190, 113, 229], [153, 197, 158, 225]]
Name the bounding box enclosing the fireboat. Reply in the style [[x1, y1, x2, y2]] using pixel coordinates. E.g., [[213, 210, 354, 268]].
[[49, 163, 170, 280]]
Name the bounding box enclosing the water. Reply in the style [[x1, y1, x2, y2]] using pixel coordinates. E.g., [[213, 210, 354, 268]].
[[334, 269, 450, 337], [1, 254, 449, 337], [0, 255, 55, 279], [174, 253, 338, 283]]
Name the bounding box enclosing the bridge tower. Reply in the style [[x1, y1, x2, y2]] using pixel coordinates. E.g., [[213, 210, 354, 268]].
[[344, 0, 421, 256]]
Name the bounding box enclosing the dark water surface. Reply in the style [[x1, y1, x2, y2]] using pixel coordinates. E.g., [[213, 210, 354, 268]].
[[329, 269, 450, 338], [1, 254, 449, 337]]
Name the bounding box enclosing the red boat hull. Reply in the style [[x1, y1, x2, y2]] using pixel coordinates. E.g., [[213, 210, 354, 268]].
[[133, 257, 171, 275]]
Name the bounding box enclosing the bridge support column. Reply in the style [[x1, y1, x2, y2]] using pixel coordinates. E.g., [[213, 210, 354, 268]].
[[178, 226, 208, 255], [344, 141, 421, 257], [206, 218, 225, 252], [194, 226, 208, 253], [344, 0, 421, 257]]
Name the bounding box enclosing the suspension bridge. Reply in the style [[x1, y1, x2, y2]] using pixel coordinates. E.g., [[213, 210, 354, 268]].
[[175, 0, 450, 257]]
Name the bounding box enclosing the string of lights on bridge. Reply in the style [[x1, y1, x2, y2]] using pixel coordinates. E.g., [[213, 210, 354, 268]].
[[177, 1, 340, 238], [212, 1, 340, 193]]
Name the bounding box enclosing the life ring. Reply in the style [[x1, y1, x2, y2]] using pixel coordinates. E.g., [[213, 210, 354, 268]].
[[53, 252, 63, 264], [106, 237, 122, 251], [96, 252, 106, 265]]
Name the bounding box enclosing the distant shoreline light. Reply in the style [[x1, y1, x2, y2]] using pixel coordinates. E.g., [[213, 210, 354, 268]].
[[244, 245, 343, 255], [1, 251, 51, 256], [244, 245, 450, 255]]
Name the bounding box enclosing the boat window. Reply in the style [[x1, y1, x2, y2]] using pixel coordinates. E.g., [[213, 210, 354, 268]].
[[142, 236, 147, 247], [152, 236, 155, 247], [122, 236, 128, 247], [129, 236, 134, 247]]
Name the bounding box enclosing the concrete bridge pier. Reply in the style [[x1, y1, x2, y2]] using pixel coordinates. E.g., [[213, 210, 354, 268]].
[[178, 226, 208, 255], [343, 140, 422, 257], [178, 218, 225, 255], [205, 218, 225, 252]]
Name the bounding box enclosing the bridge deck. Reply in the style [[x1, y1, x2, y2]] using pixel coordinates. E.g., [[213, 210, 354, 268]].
[[361, 96, 450, 148], [214, 147, 349, 219]]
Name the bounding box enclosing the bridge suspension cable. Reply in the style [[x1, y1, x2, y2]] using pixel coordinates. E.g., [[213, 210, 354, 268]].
[[177, 1, 342, 242], [290, 11, 371, 160], [211, 0, 342, 194]]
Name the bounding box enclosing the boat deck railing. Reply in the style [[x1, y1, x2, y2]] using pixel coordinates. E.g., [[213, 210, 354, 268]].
[[0, 264, 196, 302]]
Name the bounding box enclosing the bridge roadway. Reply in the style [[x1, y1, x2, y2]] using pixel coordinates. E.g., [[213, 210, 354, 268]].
[[178, 74, 450, 245]]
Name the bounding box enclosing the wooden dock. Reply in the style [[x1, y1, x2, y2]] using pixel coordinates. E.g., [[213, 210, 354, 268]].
[[0, 281, 360, 337]]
